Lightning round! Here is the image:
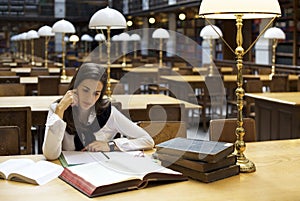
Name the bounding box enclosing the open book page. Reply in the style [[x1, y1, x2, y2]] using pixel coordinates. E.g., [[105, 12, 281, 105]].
[[65, 152, 182, 187], [0, 159, 34, 179], [61, 150, 146, 166], [8, 160, 64, 185]]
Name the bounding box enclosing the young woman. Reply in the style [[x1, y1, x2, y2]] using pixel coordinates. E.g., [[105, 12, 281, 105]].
[[42, 63, 154, 160]]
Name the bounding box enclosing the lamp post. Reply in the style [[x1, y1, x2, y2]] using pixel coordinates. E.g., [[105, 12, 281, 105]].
[[94, 33, 106, 61], [118, 32, 130, 67], [200, 25, 223, 76], [199, 0, 281, 173], [89, 7, 127, 99], [38, 25, 55, 68], [52, 19, 75, 80], [130, 33, 141, 59], [264, 27, 285, 76], [152, 28, 170, 67]]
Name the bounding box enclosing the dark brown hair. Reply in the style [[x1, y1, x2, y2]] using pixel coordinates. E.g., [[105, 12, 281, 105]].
[[62, 63, 109, 135]]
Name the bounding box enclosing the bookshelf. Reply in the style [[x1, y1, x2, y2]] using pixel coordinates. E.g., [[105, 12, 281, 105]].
[[275, 0, 300, 65]]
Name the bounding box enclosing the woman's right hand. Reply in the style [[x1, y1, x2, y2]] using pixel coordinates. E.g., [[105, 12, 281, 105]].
[[55, 89, 78, 118]]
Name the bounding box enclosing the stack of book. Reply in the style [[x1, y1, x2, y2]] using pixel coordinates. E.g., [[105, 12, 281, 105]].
[[155, 137, 240, 183]]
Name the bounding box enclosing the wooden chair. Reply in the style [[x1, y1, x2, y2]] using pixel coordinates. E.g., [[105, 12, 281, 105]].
[[209, 118, 257, 143], [111, 83, 126, 95], [0, 126, 20, 155], [244, 79, 263, 118], [270, 74, 289, 92], [0, 83, 26, 96], [58, 83, 69, 95], [145, 103, 185, 122], [38, 75, 60, 95], [177, 67, 194, 75], [30, 67, 49, 76], [0, 75, 20, 84], [0, 107, 32, 154], [148, 67, 172, 95], [137, 121, 187, 145], [196, 75, 226, 130]]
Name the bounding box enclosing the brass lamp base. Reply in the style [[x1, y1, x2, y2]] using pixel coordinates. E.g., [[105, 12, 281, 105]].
[[237, 156, 256, 173], [61, 74, 67, 80]]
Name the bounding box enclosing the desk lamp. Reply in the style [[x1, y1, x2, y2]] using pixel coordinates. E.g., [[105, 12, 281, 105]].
[[89, 7, 127, 99], [118, 32, 130, 66], [152, 28, 170, 67], [27, 30, 39, 66], [38, 25, 55, 68], [200, 25, 223, 75], [130, 33, 141, 59], [52, 19, 76, 79], [81, 34, 93, 56], [199, 0, 281, 173], [94, 33, 106, 61], [264, 27, 285, 76]]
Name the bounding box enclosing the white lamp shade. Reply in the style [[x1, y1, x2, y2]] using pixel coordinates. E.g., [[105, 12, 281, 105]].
[[38, 25, 55, 37], [112, 35, 120, 41], [81, 34, 93, 42], [200, 25, 223, 39], [152, 28, 170, 39], [94, 33, 106, 41], [10, 35, 17, 41], [20, 32, 27, 40], [118, 32, 130, 41], [199, 0, 281, 19], [264, 27, 286, 40], [27, 30, 39, 39], [89, 7, 127, 29], [130, 33, 141, 41], [69, 34, 79, 42], [52, 19, 75, 33]]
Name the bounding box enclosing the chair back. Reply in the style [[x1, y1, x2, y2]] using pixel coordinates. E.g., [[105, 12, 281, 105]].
[[0, 107, 32, 154], [137, 121, 187, 145], [270, 74, 289, 92], [177, 67, 193, 75], [38, 75, 60, 95], [209, 118, 256, 143], [0, 83, 26, 96], [0, 126, 20, 155], [30, 67, 49, 76], [244, 79, 263, 93], [0, 75, 20, 84], [146, 103, 185, 122]]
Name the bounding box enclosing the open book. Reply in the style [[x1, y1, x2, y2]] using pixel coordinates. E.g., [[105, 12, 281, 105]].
[[59, 152, 187, 197], [0, 158, 64, 185]]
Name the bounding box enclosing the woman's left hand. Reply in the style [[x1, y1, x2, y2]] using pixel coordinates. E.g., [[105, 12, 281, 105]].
[[82, 141, 110, 152]]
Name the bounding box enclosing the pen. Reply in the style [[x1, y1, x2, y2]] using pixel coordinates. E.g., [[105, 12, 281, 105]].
[[101, 151, 110, 159]]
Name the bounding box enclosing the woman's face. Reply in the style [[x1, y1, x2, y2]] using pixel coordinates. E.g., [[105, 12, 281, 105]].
[[76, 79, 103, 111]]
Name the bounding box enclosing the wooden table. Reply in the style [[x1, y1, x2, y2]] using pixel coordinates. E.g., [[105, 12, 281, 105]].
[[245, 92, 300, 140], [1, 139, 300, 201]]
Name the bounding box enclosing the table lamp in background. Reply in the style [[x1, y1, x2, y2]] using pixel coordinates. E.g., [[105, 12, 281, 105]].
[[52, 19, 76, 80], [200, 25, 223, 76], [38, 25, 55, 68], [152, 28, 170, 67], [89, 6, 127, 99], [264, 27, 286, 77]]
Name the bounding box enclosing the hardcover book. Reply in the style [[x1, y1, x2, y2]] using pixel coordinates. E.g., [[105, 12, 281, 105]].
[[156, 137, 234, 163], [0, 158, 64, 185], [157, 153, 237, 173], [167, 163, 240, 183], [59, 152, 187, 197]]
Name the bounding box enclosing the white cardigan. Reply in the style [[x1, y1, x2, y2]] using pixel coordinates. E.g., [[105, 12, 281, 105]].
[[42, 103, 154, 160]]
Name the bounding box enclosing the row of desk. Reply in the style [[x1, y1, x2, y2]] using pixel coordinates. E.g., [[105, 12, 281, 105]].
[[1, 138, 299, 200]]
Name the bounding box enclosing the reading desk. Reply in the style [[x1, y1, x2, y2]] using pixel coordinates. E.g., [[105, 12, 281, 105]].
[[0, 139, 299, 201]]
